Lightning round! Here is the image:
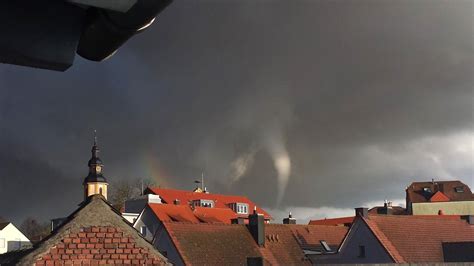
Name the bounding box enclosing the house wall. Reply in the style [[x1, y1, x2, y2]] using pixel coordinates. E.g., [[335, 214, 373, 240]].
[[0, 223, 31, 254], [153, 225, 184, 266], [412, 201, 474, 215], [133, 207, 184, 265], [312, 219, 393, 264], [133, 208, 159, 242]]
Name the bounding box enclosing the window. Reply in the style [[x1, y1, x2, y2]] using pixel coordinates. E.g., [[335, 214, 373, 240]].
[[140, 226, 147, 237], [423, 187, 432, 193], [0, 238, 4, 248], [455, 187, 464, 193], [234, 203, 249, 214], [192, 199, 214, 208], [320, 240, 331, 252], [358, 245, 366, 258]]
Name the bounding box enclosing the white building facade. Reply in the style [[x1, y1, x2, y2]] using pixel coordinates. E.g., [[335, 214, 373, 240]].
[[0, 222, 31, 254]]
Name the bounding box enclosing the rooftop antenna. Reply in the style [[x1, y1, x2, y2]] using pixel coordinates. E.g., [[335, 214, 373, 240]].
[[201, 172, 204, 191]]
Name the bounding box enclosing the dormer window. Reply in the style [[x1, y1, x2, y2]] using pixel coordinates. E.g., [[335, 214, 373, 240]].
[[192, 199, 214, 208], [230, 203, 249, 214], [455, 187, 464, 193]]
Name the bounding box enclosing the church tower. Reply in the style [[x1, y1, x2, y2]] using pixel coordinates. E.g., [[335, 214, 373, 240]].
[[83, 133, 108, 200]]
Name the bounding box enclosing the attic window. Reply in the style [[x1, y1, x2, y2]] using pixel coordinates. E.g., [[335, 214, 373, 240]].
[[423, 187, 432, 193], [455, 187, 464, 193], [230, 203, 249, 214], [320, 240, 331, 252], [193, 199, 214, 208]]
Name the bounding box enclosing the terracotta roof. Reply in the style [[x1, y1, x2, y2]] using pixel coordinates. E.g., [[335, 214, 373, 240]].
[[146, 187, 272, 219], [429, 191, 450, 202], [162, 222, 311, 265], [148, 204, 200, 223], [406, 180, 474, 203], [361, 214, 474, 263], [308, 216, 354, 226], [148, 203, 239, 224], [288, 224, 349, 252], [6, 195, 169, 265]]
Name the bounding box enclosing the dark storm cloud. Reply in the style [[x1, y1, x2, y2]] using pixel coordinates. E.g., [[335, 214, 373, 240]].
[[0, 0, 472, 223]]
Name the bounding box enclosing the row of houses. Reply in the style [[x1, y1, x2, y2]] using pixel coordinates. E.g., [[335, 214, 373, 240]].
[[0, 140, 473, 264]]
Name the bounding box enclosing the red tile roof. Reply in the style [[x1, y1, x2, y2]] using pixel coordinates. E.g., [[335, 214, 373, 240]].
[[406, 180, 474, 203], [148, 204, 200, 223], [162, 222, 311, 265], [146, 187, 272, 219], [361, 214, 474, 263], [308, 216, 354, 226], [148, 203, 240, 224], [288, 224, 349, 251], [429, 191, 450, 202]]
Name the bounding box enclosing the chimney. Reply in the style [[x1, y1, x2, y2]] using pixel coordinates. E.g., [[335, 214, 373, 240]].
[[283, 212, 296, 224], [231, 217, 245, 225], [355, 207, 369, 218], [248, 208, 265, 246]]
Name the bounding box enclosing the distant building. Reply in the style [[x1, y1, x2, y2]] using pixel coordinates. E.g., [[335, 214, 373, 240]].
[[0, 222, 31, 254], [150, 211, 348, 265], [406, 180, 474, 215], [313, 208, 474, 263], [124, 186, 272, 234], [0, 195, 169, 265], [368, 201, 406, 215], [308, 216, 354, 227]]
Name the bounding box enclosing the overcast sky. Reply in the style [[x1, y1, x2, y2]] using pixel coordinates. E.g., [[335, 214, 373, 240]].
[[0, 0, 472, 224]]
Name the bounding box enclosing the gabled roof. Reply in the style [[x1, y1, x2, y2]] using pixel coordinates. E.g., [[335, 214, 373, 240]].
[[147, 203, 240, 224], [162, 222, 311, 265], [406, 180, 474, 203], [145, 187, 272, 219], [0, 222, 10, 230], [358, 214, 474, 263], [5, 195, 169, 265], [429, 191, 450, 202], [308, 216, 354, 226]]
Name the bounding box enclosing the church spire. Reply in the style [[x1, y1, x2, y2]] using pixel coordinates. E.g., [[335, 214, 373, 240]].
[[83, 131, 108, 200]]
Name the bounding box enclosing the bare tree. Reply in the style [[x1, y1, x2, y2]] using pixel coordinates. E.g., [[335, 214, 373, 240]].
[[19, 217, 50, 243], [108, 178, 159, 210]]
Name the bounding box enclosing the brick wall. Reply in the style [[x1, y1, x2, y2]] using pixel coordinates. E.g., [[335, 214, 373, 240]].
[[35, 226, 166, 265]]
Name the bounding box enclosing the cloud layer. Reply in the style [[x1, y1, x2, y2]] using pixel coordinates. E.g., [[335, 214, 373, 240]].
[[0, 0, 472, 223]]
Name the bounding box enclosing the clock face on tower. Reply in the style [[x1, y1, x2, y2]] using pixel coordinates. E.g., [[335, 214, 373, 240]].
[[95, 166, 102, 173]]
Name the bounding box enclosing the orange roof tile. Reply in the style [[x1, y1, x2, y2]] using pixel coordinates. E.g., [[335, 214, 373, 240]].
[[429, 191, 450, 202], [361, 214, 474, 262], [308, 216, 354, 226], [148, 203, 241, 224], [289, 224, 349, 251], [148, 204, 200, 223], [162, 222, 311, 265], [146, 187, 272, 219]]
